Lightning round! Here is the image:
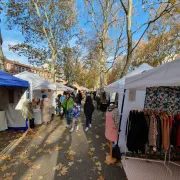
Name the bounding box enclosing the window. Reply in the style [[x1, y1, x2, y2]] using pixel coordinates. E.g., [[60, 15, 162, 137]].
[[11, 64, 14, 69]]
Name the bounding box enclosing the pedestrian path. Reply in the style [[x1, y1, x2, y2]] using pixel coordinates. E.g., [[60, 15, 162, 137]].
[[0, 109, 126, 180]]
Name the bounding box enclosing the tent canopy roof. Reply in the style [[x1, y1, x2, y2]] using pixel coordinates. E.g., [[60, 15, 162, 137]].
[[15, 71, 55, 90], [125, 59, 180, 90], [104, 63, 153, 93], [0, 71, 29, 88]]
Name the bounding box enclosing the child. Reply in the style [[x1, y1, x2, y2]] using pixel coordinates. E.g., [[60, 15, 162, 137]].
[[70, 101, 81, 132], [84, 96, 94, 132]]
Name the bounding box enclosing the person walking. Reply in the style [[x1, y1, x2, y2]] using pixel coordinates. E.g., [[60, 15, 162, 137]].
[[76, 90, 83, 105], [60, 92, 66, 118], [70, 101, 81, 132], [62, 93, 74, 128], [84, 96, 94, 132]]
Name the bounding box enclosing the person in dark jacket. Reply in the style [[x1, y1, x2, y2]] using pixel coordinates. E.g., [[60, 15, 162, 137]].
[[84, 96, 94, 132], [76, 90, 83, 105]]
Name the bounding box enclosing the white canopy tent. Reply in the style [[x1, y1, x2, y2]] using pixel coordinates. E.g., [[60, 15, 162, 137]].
[[104, 64, 153, 153], [104, 63, 153, 93], [119, 59, 180, 153], [15, 71, 55, 91], [55, 83, 74, 92], [125, 58, 180, 90]]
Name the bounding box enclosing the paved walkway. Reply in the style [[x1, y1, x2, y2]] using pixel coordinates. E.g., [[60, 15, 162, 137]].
[[0, 108, 126, 180]]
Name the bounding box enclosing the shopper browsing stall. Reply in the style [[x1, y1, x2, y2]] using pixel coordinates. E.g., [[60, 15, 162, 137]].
[[62, 93, 74, 128], [84, 96, 94, 132]]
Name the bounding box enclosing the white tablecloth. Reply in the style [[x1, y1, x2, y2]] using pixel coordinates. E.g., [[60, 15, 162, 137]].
[[0, 111, 8, 131], [33, 109, 42, 125]]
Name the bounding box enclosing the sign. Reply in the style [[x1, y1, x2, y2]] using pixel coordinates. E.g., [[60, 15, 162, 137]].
[[128, 89, 136, 102]]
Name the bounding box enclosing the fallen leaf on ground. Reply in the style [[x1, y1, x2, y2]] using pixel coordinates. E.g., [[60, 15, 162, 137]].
[[88, 151, 93, 156], [95, 162, 101, 166], [90, 147, 95, 152], [32, 164, 41, 169], [116, 162, 123, 168], [36, 148, 43, 154], [67, 155, 74, 161], [44, 149, 52, 154], [67, 150, 76, 156], [53, 163, 63, 171], [31, 155, 36, 160], [55, 146, 63, 151], [38, 176, 43, 180], [92, 156, 98, 161], [97, 175, 104, 180], [23, 158, 30, 165], [77, 159, 82, 163], [0, 165, 7, 172], [98, 171, 101, 175], [95, 135, 100, 139], [68, 162, 74, 166], [60, 166, 68, 176], [104, 160, 110, 165]]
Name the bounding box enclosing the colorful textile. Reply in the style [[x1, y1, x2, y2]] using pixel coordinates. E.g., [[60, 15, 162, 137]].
[[145, 87, 180, 113], [71, 105, 81, 118]]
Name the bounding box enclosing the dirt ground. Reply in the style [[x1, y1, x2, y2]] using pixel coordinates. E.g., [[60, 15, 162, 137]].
[[0, 107, 127, 180]]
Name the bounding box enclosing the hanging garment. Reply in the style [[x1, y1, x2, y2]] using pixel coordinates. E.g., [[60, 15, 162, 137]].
[[156, 115, 162, 151], [175, 114, 180, 148], [161, 114, 169, 150], [148, 114, 157, 151], [42, 98, 51, 123]]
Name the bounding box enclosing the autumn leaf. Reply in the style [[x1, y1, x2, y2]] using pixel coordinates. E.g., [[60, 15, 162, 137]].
[[36, 148, 43, 154], [116, 162, 123, 168], [60, 166, 68, 176], [97, 175, 105, 180], [169, 0, 176, 4], [23, 158, 30, 165], [53, 163, 63, 171], [104, 160, 110, 165], [32, 164, 41, 169], [67, 155, 74, 161], [67, 149, 76, 156], [44, 149, 52, 154], [90, 147, 95, 152], [68, 162, 74, 166], [55, 146, 63, 151], [88, 151, 93, 156], [31, 155, 36, 160], [77, 159, 82, 163], [95, 162, 101, 166], [0, 165, 7, 172]]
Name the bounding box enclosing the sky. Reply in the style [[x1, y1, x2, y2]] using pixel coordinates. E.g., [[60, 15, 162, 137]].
[[1, 0, 151, 66]]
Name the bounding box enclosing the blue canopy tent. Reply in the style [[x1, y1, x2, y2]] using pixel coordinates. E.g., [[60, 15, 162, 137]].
[[0, 71, 29, 131], [0, 71, 29, 88]]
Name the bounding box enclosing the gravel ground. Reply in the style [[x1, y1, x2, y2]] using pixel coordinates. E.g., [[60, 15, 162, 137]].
[[0, 107, 127, 180]]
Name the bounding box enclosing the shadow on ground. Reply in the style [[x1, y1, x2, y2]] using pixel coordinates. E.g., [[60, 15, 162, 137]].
[[0, 108, 126, 180]]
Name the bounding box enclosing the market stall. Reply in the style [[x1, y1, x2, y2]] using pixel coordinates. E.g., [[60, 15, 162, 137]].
[[0, 71, 29, 131], [15, 71, 56, 125], [104, 64, 153, 151], [121, 59, 180, 173]]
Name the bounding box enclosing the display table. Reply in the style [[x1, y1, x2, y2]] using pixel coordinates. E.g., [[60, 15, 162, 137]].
[[0, 111, 8, 131], [105, 111, 118, 164], [33, 109, 42, 125]]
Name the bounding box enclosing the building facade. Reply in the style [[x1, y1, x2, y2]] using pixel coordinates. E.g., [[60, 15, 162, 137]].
[[4, 59, 63, 83]]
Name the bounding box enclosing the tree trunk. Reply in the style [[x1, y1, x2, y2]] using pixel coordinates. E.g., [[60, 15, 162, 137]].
[[51, 52, 57, 83], [120, 0, 133, 78]]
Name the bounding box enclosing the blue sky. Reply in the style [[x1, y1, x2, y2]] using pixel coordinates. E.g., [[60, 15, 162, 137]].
[[1, 0, 151, 65]]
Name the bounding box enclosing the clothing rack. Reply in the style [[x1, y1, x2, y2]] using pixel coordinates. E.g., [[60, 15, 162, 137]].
[[123, 109, 172, 175]]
